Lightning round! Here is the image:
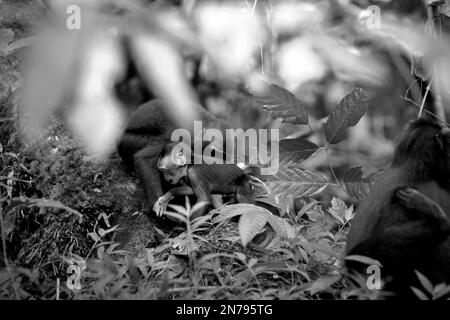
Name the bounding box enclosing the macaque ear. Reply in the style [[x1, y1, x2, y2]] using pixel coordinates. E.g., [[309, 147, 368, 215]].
[[173, 151, 187, 167]]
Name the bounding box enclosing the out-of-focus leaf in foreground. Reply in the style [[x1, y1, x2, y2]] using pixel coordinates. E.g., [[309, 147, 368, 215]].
[[129, 32, 199, 131], [21, 17, 83, 143], [253, 83, 309, 125], [20, 1, 202, 158], [195, 3, 265, 78]]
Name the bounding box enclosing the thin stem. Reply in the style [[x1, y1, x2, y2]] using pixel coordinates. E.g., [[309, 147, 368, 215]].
[[168, 285, 226, 293], [307, 124, 341, 187], [418, 80, 432, 119], [426, 0, 447, 123], [401, 95, 450, 126], [324, 145, 340, 186], [244, 0, 265, 75], [259, 42, 265, 75], [244, 0, 258, 13]]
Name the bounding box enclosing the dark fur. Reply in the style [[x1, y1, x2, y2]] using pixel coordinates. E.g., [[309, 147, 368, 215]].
[[345, 118, 450, 298], [178, 164, 256, 219], [392, 119, 450, 188]]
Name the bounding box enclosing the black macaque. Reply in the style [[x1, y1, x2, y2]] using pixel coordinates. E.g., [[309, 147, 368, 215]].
[[154, 142, 269, 220], [118, 99, 228, 216], [345, 118, 450, 298]]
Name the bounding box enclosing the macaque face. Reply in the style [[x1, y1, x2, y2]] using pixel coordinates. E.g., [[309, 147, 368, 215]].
[[158, 148, 188, 184], [162, 167, 186, 185]]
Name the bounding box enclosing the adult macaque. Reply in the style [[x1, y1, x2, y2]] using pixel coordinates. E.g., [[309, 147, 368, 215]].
[[345, 118, 450, 298], [117, 99, 228, 216], [155, 142, 269, 220]]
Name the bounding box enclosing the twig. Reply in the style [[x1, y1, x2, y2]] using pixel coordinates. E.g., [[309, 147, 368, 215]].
[[388, 50, 422, 106], [244, 0, 258, 14], [244, 0, 265, 75], [401, 95, 450, 126], [418, 80, 432, 119], [306, 123, 341, 187], [286, 117, 327, 139], [324, 146, 340, 186], [168, 285, 227, 293], [426, 0, 447, 123]]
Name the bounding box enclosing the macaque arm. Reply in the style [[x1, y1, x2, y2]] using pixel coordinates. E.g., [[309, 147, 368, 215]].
[[351, 188, 450, 255], [133, 141, 165, 209], [166, 185, 195, 197], [395, 187, 450, 234], [211, 195, 224, 209], [189, 176, 213, 203], [153, 186, 195, 217]]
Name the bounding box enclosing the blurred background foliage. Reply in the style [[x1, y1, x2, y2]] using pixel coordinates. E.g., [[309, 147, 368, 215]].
[[3, 0, 450, 170]]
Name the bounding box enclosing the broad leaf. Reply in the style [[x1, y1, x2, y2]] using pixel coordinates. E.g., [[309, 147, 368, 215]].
[[253, 83, 308, 125], [414, 271, 434, 294], [279, 138, 319, 166], [254, 197, 281, 209], [239, 211, 268, 247], [211, 204, 252, 225], [345, 255, 382, 267], [266, 166, 328, 198], [410, 287, 429, 300], [328, 197, 354, 224], [270, 215, 297, 239], [343, 167, 379, 201], [307, 275, 340, 295], [324, 87, 373, 144], [433, 283, 450, 299], [211, 204, 291, 242]]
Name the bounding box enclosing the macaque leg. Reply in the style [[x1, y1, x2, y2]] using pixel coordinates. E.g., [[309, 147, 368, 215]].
[[189, 184, 213, 221], [375, 187, 450, 248], [153, 186, 195, 217]]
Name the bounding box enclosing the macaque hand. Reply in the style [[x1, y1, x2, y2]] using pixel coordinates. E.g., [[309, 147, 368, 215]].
[[153, 193, 174, 217], [396, 187, 448, 221]]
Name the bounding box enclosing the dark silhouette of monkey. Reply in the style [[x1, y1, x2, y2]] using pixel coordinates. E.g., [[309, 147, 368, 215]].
[[345, 118, 450, 298], [118, 99, 228, 215], [154, 142, 269, 220]]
